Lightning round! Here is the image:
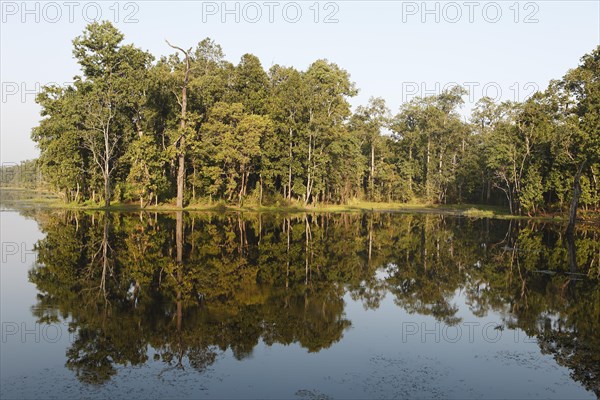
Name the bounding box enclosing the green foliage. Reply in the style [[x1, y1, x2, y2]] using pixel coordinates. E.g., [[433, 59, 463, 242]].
[[519, 167, 544, 214], [30, 23, 599, 215]]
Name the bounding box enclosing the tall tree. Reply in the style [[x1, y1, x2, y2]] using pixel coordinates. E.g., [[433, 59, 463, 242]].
[[165, 41, 193, 208], [556, 46, 600, 233], [303, 60, 357, 204], [32, 85, 86, 202], [351, 97, 390, 200], [72, 22, 151, 207], [267, 65, 308, 201]]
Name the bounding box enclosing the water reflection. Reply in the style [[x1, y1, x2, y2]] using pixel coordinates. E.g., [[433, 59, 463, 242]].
[[24, 211, 600, 395]]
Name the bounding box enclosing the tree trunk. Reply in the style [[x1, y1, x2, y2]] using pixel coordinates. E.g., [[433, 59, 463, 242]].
[[566, 228, 577, 273], [176, 150, 185, 208], [425, 137, 431, 199], [566, 161, 586, 236], [192, 166, 196, 201], [103, 125, 111, 207], [438, 151, 443, 203], [167, 41, 191, 209], [238, 167, 245, 206], [288, 127, 293, 200], [370, 139, 375, 200], [305, 133, 313, 205], [103, 173, 110, 208], [259, 173, 263, 206], [408, 146, 413, 193]]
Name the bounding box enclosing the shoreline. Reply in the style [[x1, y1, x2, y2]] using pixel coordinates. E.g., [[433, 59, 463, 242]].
[[3, 188, 599, 224]]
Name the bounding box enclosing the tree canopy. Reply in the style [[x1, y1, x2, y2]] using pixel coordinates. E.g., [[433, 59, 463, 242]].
[[30, 22, 599, 219]]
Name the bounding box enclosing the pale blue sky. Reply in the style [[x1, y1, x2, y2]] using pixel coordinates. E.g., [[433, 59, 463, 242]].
[[1, 0, 599, 162]]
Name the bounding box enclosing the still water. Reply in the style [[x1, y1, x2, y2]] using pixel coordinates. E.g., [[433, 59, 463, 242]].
[[0, 208, 598, 399]]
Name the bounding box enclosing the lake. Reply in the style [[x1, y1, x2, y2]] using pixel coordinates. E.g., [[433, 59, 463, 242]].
[[1, 207, 598, 399]]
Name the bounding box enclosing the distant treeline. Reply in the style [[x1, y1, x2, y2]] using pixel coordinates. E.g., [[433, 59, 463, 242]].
[[31, 22, 599, 215], [0, 160, 40, 188]]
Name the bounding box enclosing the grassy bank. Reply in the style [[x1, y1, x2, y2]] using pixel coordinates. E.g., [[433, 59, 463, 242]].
[[5, 187, 597, 223], [0, 188, 507, 215]]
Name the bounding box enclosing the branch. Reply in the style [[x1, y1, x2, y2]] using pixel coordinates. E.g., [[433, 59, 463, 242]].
[[165, 40, 191, 59], [165, 40, 194, 84]]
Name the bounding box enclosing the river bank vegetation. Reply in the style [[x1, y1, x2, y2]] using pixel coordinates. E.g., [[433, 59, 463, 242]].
[[5, 22, 599, 222]]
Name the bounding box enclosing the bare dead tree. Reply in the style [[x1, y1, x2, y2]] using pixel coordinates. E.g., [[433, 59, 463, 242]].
[[166, 40, 193, 209]]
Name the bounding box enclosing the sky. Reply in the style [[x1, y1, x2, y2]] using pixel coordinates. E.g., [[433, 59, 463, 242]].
[[1, 0, 599, 163]]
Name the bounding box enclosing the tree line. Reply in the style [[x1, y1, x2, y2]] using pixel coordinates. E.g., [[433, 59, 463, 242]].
[[0, 160, 40, 188], [31, 22, 599, 218]]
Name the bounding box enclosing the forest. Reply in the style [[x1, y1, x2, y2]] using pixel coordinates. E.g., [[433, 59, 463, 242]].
[[23, 22, 600, 219]]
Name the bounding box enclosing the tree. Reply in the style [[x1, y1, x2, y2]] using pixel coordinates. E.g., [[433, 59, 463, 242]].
[[351, 97, 390, 200], [200, 102, 273, 204], [267, 65, 308, 201], [125, 133, 168, 207], [391, 87, 468, 203], [165, 41, 193, 208], [32, 86, 86, 201], [303, 60, 357, 204], [555, 46, 600, 233], [72, 22, 152, 207], [231, 53, 269, 115]]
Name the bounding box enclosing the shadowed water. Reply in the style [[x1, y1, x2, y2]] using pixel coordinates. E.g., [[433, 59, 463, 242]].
[[1, 208, 599, 399]]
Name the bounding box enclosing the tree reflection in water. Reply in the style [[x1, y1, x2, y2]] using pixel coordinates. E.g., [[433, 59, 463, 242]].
[[26, 211, 599, 395]]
